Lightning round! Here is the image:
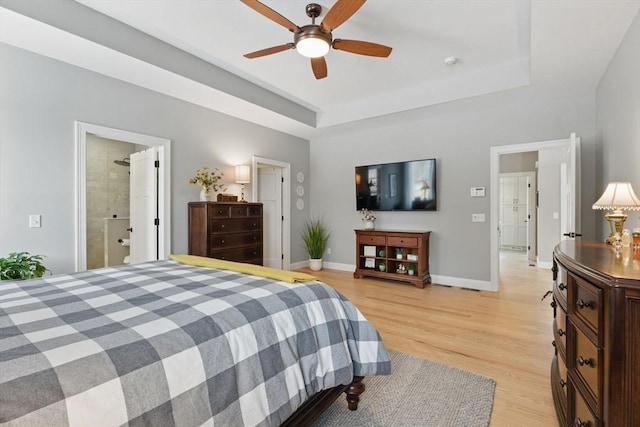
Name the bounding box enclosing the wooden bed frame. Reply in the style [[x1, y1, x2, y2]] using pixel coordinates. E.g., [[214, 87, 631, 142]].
[[281, 376, 365, 426]]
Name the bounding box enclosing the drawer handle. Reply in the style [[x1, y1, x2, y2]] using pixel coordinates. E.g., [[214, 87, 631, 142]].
[[253, 236, 257, 241], [220, 240, 225, 244], [576, 299, 591, 309], [559, 379, 566, 388], [550, 301, 556, 308], [557, 329, 565, 337], [252, 223, 257, 227], [574, 418, 591, 427], [558, 282, 566, 290], [218, 210, 224, 214], [551, 340, 556, 348], [221, 224, 225, 228], [577, 356, 593, 367]]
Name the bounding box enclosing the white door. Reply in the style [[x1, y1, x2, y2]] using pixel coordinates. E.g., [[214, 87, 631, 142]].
[[526, 172, 537, 264], [561, 133, 582, 240], [129, 147, 158, 264], [499, 174, 529, 249], [258, 167, 283, 268]]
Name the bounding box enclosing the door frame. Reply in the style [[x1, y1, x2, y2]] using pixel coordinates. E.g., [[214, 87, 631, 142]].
[[252, 156, 291, 270], [75, 121, 171, 271], [490, 135, 577, 290]]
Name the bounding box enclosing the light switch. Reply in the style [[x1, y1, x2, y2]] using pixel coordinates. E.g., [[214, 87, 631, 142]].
[[472, 213, 485, 222], [29, 214, 41, 228]]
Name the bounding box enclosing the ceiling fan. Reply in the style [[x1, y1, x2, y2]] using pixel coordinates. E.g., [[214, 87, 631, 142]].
[[240, 0, 392, 80]]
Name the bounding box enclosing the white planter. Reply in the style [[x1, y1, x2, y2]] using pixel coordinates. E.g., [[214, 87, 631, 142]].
[[364, 221, 375, 230], [309, 258, 323, 271]]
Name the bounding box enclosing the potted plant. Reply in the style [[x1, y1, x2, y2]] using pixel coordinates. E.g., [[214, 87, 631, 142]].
[[301, 218, 330, 271], [378, 261, 386, 272], [0, 252, 48, 281], [407, 263, 416, 276]]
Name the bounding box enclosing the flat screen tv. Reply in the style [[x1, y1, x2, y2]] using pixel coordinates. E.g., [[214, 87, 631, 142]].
[[355, 158, 436, 211]]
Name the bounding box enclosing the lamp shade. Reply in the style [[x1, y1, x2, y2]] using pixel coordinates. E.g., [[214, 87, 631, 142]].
[[235, 165, 250, 184], [592, 182, 640, 211]]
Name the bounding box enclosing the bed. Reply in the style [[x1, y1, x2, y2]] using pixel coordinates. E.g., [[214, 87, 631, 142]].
[[0, 255, 391, 426]]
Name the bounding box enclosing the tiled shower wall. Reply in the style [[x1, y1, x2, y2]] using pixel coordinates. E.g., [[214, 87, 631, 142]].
[[86, 135, 137, 269]]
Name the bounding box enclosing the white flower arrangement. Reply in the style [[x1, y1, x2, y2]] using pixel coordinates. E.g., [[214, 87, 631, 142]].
[[360, 208, 376, 222]]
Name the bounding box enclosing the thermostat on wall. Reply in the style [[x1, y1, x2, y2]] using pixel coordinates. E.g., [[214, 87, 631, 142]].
[[470, 187, 485, 197]]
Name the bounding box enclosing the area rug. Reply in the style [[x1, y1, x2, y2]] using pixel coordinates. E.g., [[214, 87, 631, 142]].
[[313, 349, 496, 427]]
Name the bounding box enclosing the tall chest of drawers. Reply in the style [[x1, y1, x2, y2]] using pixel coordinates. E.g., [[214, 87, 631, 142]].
[[551, 240, 640, 427], [188, 202, 263, 265]]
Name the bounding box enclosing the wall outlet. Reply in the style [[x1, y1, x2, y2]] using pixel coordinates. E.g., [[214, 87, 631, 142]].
[[29, 214, 41, 228], [472, 213, 485, 222], [326, 247, 331, 255]]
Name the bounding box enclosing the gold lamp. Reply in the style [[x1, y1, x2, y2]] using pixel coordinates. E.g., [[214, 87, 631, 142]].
[[235, 165, 251, 203], [592, 182, 640, 244]]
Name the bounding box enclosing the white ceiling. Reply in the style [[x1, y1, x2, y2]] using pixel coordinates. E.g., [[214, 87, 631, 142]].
[[2, 0, 639, 136]]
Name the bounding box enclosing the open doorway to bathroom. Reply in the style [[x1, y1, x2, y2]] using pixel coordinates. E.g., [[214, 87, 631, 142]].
[[75, 122, 171, 272]]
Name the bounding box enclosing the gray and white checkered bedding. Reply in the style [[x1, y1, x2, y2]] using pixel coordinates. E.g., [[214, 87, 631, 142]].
[[0, 260, 391, 426]]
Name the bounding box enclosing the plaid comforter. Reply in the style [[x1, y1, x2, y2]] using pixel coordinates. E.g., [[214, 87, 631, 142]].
[[0, 260, 391, 426]]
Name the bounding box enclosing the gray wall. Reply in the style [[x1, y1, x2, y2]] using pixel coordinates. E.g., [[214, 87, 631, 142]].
[[310, 86, 597, 283], [0, 44, 310, 275], [596, 11, 640, 237]]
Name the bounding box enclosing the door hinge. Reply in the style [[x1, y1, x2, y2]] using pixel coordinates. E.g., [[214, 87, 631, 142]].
[[154, 218, 159, 226], [154, 160, 160, 168], [282, 254, 284, 260], [282, 215, 284, 221]]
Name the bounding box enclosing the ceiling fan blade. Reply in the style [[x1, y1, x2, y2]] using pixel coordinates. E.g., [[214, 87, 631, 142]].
[[244, 43, 295, 59], [321, 0, 366, 31], [240, 0, 300, 32], [311, 57, 328, 79], [333, 39, 392, 57]]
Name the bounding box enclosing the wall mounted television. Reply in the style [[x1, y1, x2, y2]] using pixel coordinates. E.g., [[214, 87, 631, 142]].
[[355, 158, 436, 211]]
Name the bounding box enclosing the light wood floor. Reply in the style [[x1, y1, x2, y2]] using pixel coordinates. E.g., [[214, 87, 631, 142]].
[[299, 250, 558, 427]]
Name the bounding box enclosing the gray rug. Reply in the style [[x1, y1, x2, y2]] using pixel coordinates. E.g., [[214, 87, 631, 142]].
[[313, 350, 496, 427]]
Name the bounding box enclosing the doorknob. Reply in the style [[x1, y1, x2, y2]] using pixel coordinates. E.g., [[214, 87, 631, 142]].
[[127, 227, 133, 232]]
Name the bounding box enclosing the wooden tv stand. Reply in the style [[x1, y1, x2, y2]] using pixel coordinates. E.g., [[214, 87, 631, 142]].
[[354, 229, 431, 288]]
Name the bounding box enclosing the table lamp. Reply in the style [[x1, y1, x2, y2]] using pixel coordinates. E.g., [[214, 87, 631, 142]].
[[592, 182, 640, 244], [235, 165, 251, 203]]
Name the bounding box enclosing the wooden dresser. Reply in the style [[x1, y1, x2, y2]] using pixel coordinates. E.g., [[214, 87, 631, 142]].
[[551, 240, 640, 427], [353, 229, 431, 288], [188, 202, 263, 265]]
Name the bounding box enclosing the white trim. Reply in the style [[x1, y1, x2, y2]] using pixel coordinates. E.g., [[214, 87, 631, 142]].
[[75, 121, 171, 272], [490, 136, 576, 291], [252, 156, 291, 271]]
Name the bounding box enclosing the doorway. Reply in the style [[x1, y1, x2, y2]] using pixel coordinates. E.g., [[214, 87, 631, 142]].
[[75, 122, 171, 272], [252, 156, 291, 270], [490, 133, 581, 290]]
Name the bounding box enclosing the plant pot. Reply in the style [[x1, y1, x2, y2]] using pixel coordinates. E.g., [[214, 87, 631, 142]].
[[364, 220, 375, 230], [309, 258, 323, 271], [408, 270, 415, 276], [378, 265, 386, 272]]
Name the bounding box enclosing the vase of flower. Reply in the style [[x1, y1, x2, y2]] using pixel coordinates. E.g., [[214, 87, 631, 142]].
[[360, 208, 377, 230], [200, 186, 211, 201], [189, 166, 225, 201]]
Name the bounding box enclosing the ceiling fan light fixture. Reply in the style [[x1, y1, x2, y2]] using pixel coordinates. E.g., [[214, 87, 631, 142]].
[[295, 26, 331, 58]]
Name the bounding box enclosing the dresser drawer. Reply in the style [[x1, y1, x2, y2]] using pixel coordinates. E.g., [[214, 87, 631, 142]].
[[572, 383, 601, 427], [209, 246, 262, 264], [247, 205, 262, 217], [358, 234, 386, 245], [558, 356, 568, 399], [209, 232, 262, 248], [209, 218, 262, 233], [209, 205, 231, 218], [573, 325, 601, 409], [554, 308, 567, 359], [554, 264, 568, 310], [387, 236, 417, 247], [572, 276, 602, 339]]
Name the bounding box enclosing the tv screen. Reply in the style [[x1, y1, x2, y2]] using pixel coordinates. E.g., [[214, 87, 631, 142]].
[[355, 158, 436, 211]]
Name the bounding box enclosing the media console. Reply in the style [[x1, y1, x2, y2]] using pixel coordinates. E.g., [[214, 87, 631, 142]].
[[354, 229, 431, 288]]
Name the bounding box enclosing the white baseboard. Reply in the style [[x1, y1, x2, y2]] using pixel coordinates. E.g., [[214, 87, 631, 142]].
[[537, 261, 553, 270], [292, 261, 496, 292]]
